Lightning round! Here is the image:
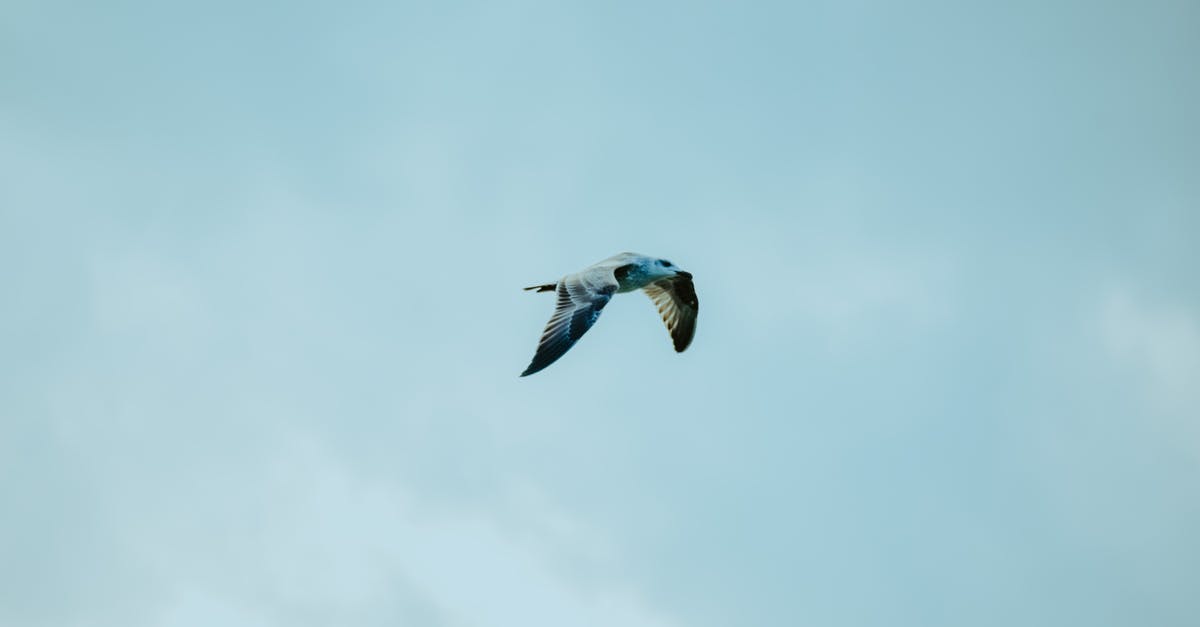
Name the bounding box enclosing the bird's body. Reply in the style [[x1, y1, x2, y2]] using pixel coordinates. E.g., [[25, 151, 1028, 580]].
[[520, 252, 698, 376]]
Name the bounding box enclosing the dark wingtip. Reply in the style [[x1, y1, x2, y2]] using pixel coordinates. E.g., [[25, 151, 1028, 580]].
[[672, 317, 696, 353]]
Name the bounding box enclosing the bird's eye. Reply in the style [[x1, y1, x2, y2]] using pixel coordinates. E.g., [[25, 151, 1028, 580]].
[[660, 260, 672, 267]]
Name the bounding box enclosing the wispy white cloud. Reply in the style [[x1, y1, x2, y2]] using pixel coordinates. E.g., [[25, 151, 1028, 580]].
[[124, 435, 675, 627], [1099, 288, 1200, 413]]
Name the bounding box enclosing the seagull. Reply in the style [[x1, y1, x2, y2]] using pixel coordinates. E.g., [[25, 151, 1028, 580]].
[[520, 252, 698, 376]]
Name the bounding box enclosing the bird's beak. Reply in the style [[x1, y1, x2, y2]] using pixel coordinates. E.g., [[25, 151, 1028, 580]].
[[676, 270, 692, 279]]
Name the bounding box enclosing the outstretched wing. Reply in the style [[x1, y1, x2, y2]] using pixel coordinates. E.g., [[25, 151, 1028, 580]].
[[521, 270, 618, 376], [642, 272, 698, 352]]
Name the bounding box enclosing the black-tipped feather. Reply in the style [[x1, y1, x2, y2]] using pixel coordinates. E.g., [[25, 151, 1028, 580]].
[[643, 273, 699, 353], [521, 279, 616, 376]]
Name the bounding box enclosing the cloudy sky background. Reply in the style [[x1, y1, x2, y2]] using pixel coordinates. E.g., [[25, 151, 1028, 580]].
[[3, 1, 1198, 626]]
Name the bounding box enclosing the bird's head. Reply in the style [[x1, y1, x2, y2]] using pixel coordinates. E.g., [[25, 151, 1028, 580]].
[[647, 257, 689, 280]]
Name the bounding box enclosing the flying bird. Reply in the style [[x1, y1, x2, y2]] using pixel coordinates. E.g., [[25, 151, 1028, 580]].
[[520, 252, 698, 376]]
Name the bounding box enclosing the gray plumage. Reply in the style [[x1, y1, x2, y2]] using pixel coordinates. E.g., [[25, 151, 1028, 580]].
[[521, 252, 698, 376]]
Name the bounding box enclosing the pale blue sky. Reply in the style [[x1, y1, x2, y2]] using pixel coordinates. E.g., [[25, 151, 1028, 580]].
[[2, 1, 1199, 626]]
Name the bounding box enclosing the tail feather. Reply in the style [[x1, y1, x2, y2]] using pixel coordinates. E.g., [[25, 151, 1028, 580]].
[[524, 283, 556, 293]]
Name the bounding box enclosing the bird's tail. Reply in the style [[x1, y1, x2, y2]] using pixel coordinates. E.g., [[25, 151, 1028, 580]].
[[523, 283, 556, 293]]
